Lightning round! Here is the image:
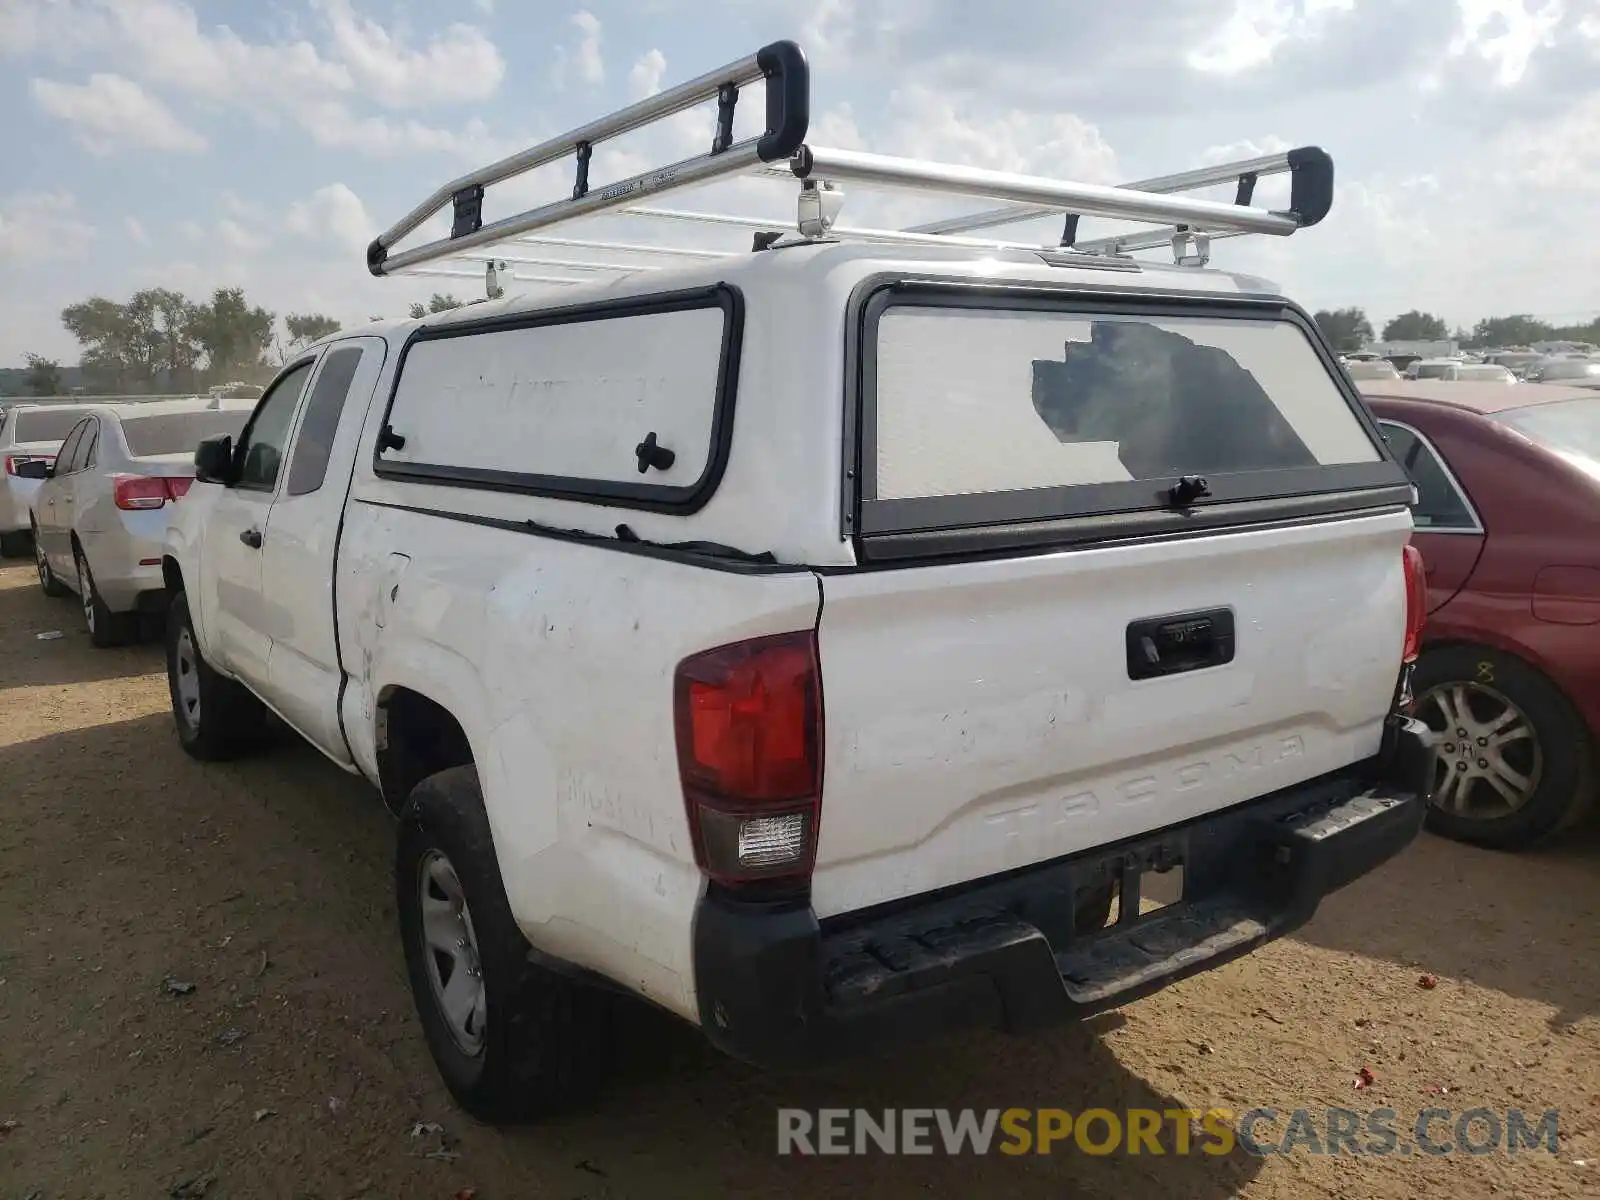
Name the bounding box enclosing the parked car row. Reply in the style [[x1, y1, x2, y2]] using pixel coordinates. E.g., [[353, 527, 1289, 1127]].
[[1, 398, 251, 644]]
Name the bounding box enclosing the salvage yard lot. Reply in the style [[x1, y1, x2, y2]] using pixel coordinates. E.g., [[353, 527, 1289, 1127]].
[[0, 560, 1596, 1200]]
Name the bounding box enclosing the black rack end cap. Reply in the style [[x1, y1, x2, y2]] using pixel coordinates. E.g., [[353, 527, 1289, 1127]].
[[366, 239, 388, 276], [755, 39, 810, 163], [1285, 145, 1334, 228]]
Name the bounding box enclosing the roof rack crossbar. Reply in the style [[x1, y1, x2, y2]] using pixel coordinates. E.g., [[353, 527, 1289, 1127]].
[[905, 146, 1333, 237], [399, 266, 587, 286], [450, 251, 660, 274], [619, 206, 1118, 254], [368, 39, 810, 276], [512, 234, 734, 259]]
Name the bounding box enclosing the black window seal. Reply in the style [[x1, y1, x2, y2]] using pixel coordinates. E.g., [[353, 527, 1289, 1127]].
[[370, 283, 745, 516], [839, 275, 1410, 544]]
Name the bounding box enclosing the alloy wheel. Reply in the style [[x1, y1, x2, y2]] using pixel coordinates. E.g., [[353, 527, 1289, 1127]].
[[1417, 680, 1543, 820]]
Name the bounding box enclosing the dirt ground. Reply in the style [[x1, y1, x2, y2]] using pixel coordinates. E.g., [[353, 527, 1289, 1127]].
[[0, 561, 1597, 1200]]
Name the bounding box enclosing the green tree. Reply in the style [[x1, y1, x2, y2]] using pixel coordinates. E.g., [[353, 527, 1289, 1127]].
[[284, 312, 342, 355], [409, 292, 464, 319], [23, 353, 63, 396], [1312, 307, 1374, 354], [1470, 314, 1555, 349], [60, 295, 136, 392], [193, 287, 276, 383], [1381, 310, 1449, 342], [60, 289, 202, 393]]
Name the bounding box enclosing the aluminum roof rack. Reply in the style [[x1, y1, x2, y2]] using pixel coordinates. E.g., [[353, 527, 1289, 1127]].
[[367, 40, 1335, 290]]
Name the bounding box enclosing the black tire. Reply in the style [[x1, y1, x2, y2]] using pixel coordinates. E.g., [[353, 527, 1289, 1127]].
[[397, 766, 614, 1123], [33, 525, 68, 597], [0, 529, 31, 558], [165, 590, 270, 761], [73, 544, 137, 648], [1413, 644, 1595, 851]]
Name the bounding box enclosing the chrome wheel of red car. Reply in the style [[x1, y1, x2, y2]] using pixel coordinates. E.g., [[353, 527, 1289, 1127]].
[[1418, 680, 1543, 819]]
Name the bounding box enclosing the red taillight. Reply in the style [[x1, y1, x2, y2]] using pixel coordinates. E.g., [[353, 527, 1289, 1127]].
[[112, 475, 190, 510], [673, 630, 823, 888], [4, 454, 53, 476], [166, 476, 194, 500], [1402, 543, 1427, 664]]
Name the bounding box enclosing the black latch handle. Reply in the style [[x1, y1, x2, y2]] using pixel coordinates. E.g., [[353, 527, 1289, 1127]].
[[635, 431, 676, 474]]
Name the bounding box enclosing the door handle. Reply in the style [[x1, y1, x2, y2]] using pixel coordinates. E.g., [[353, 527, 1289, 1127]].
[[239, 528, 263, 549]]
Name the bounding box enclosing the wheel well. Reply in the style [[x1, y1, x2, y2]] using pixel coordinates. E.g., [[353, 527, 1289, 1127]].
[[162, 556, 184, 595], [376, 687, 475, 814]]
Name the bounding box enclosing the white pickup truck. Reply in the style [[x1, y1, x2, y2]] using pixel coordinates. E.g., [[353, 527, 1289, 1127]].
[[161, 44, 1433, 1122]]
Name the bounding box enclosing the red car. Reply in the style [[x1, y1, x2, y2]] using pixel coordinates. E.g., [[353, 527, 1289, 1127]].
[[1357, 379, 1600, 849]]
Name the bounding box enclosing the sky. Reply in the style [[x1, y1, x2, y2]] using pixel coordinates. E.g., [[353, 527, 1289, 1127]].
[[0, 0, 1595, 367]]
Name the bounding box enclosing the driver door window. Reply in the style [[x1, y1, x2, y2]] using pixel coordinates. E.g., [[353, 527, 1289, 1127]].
[[236, 361, 315, 493]]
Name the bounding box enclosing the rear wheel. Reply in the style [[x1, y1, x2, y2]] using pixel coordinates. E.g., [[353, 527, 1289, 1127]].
[[1413, 645, 1594, 850], [33, 525, 68, 597], [397, 766, 614, 1122], [0, 529, 30, 558], [74, 544, 137, 648], [165, 590, 270, 760]]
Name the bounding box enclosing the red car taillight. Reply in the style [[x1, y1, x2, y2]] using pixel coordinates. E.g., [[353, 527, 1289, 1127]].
[[1402, 543, 1427, 664], [112, 475, 192, 510], [4, 454, 53, 476], [673, 630, 823, 889]]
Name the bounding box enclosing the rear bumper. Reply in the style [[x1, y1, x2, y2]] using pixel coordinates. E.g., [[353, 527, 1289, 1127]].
[[0, 478, 39, 535], [691, 713, 1433, 1070], [81, 514, 168, 612]]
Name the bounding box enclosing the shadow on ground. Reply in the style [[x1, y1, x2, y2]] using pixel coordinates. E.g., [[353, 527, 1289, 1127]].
[[0, 713, 1266, 1199], [1295, 818, 1600, 1031], [0, 567, 165, 689]]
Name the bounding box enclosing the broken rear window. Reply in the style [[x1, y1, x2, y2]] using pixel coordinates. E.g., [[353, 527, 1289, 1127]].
[[869, 304, 1382, 504]]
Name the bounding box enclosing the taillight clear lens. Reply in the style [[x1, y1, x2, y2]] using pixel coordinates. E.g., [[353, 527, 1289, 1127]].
[[1402, 543, 1428, 663], [674, 630, 823, 886]]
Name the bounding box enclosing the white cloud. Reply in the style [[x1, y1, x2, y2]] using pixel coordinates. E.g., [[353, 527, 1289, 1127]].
[[217, 217, 270, 255], [1449, 0, 1565, 86], [286, 183, 373, 253], [31, 73, 207, 154], [98, 0, 353, 103], [1188, 0, 1356, 75], [553, 9, 604, 88], [0, 0, 111, 56], [629, 48, 667, 100], [124, 215, 150, 246], [315, 0, 505, 108], [3, 0, 506, 161], [0, 192, 98, 263]]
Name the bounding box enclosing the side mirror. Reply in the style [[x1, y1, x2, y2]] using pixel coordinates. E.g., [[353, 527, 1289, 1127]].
[[194, 434, 236, 485], [14, 459, 50, 480]]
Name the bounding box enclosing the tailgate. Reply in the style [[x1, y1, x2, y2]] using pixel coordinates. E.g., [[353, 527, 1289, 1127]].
[[811, 285, 1415, 920], [812, 509, 1412, 918]]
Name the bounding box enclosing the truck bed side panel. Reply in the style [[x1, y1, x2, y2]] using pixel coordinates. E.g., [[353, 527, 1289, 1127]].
[[337, 498, 821, 1019]]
